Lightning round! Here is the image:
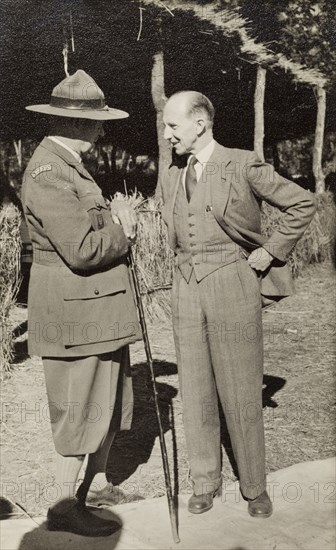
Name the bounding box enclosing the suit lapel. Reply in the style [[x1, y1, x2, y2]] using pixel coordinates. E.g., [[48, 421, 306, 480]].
[[164, 164, 183, 249], [209, 142, 233, 220], [170, 166, 183, 215], [164, 143, 233, 249]]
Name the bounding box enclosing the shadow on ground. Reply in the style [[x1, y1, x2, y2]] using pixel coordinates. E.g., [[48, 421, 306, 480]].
[[108, 359, 286, 498], [0, 497, 14, 521], [107, 360, 178, 492], [17, 508, 122, 550]]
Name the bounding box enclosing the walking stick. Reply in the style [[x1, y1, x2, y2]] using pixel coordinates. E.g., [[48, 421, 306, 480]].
[[128, 248, 180, 544]]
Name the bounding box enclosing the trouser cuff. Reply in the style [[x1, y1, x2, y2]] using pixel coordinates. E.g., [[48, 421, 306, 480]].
[[192, 477, 222, 496], [240, 480, 266, 500]]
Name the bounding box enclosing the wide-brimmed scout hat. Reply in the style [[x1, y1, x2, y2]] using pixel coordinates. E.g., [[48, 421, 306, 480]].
[[26, 69, 129, 120]]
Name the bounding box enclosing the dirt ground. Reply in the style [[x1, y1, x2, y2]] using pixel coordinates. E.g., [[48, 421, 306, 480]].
[[1, 262, 335, 518]]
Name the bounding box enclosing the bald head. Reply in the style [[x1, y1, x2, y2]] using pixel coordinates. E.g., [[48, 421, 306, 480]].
[[166, 91, 215, 128], [163, 91, 215, 156]]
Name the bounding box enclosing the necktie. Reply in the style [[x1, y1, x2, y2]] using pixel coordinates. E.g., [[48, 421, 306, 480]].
[[185, 155, 198, 202]]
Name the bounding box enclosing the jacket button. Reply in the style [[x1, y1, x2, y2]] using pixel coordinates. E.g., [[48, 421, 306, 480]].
[[94, 289, 99, 295]]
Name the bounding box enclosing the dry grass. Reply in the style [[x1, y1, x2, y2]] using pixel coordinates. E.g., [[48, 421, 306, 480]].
[[143, 0, 327, 87], [121, 190, 336, 321], [115, 192, 174, 321], [0, 203, 21, 376], [1, 263, 334, 517], [262, 191, 336, 276], [0, 190, 334, 375]]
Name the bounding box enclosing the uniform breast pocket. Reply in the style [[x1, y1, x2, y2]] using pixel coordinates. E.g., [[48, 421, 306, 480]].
[[79, 193, 109, 231], [61, 269, 130, 346]]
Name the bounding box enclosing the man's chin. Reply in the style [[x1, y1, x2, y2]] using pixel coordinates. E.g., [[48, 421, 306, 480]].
[[172, 144, 185, 156], [81, 142, 95, 155]]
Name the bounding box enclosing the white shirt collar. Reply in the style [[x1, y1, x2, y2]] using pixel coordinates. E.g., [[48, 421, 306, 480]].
[[184, 139, 215, 186], [48, 136, 82, 164], [194, 139, 215, 165]]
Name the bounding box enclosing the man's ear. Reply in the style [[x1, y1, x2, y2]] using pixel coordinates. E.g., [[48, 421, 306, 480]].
[[74, 119, 86, 131], [195, 117, 206, 136]]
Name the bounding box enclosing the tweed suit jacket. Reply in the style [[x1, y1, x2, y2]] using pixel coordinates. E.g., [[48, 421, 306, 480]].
[[22, 137, 141, 357], [160, 141, 316, 300]]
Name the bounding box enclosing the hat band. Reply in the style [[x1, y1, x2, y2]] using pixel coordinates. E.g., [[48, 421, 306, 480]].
[[50, 96, 106, 110]]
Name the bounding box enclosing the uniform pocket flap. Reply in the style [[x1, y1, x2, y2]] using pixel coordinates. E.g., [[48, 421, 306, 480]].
[[79, 193, 108, 212], [63, 270, 126, 300]]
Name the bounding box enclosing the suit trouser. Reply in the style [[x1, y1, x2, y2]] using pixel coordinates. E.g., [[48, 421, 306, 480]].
[[172, 259, 266, 500]]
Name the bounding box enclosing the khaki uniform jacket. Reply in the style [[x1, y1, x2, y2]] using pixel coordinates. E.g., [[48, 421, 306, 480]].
[[22, 138, 141, 357], [160, 142, 316, 302]]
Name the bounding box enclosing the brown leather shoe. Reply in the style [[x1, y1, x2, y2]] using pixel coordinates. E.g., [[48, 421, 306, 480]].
[[77, 481, 144, 507], [188, 487, 221, 514], [47, 498, 121, 537], [248, 490, 273, 518]]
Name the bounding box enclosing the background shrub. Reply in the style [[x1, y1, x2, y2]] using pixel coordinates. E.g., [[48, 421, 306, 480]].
[[1, 191, 334, 373], [0, 203, 21, 375], [261, 191, 336, 277], [132, 190, 335, 319]]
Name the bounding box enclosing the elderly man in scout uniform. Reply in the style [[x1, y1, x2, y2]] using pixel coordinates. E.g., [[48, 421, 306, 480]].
[[22, 70, 141, 537], [160, 91, 315, 517]]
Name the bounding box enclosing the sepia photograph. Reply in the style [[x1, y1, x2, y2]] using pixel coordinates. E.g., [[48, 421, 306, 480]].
[[0, 1, 335, 549]]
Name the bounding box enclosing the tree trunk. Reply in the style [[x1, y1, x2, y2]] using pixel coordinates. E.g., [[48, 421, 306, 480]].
[[272, 142, 280, 173], [254, 66, 266, 162], [313, 85, 326, 194], [151, 47, 170, 198], [13, 139, 22, 169]]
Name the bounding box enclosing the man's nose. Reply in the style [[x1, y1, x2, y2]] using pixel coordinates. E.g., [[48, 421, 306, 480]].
[[99, 125, 105, 138], [163, 126, 171, 140]]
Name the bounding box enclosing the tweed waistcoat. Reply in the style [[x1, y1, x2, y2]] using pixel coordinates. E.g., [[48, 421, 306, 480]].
[[173, 176, 241, 282]]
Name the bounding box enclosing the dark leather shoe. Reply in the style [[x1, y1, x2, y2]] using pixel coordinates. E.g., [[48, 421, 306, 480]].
[[77, 481, 143, 507], [47, 498, 120, 537], [86, 482, 120, 505], [248, 490, 273, 518], [188, 487, 221, 514]]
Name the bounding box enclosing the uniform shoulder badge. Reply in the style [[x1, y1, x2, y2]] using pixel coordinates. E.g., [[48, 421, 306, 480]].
[[31, 164, 52, 178]]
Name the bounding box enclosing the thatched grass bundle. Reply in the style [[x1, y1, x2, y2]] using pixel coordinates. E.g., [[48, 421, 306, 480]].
[[261, 191, 336, 277], [1, 190, 334, 372], [114, 193, 174, 320], [131, 190, 335, 320], [0, 203, 21, 375]]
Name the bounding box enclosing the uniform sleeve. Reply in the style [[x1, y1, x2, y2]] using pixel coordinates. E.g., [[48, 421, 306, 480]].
[[245, 151, 316, 261], [26, 169, 129, 270]]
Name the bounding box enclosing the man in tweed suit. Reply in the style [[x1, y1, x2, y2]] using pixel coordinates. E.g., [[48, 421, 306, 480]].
[[160, 91, 315, 516]]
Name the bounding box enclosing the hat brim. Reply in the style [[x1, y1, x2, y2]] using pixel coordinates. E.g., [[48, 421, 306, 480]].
[[25, 104, 129, 120]]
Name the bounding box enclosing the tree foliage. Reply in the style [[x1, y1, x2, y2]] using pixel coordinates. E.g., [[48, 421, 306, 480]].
[[0, 0, 333, 148], [238, 0, 336, 85]]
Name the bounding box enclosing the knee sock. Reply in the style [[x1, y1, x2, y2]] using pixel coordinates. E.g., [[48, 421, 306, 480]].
[[53, 453, 85, 505], [77, 431, 116, 501]]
